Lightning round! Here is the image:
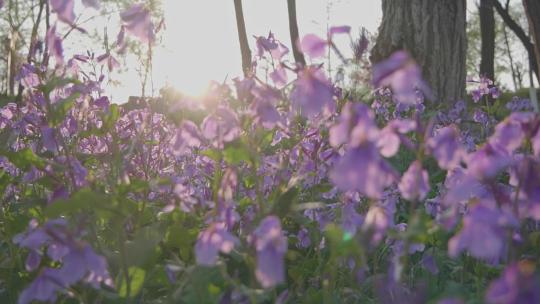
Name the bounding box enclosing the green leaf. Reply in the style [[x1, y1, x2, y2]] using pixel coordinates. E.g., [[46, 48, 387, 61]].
[[272, 187, 299, 217], [223, 140, 251, 165], [201, 149, 221, 161], [119, 267, 146, 298], [45, 188, 109, 217], [50, 93, 79, 126], [4, 148, 46, 171]]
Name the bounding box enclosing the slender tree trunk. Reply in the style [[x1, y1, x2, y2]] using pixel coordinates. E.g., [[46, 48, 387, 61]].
[[7, 30, 19, 96], [287, 0, 305, 67], [503, 25, 520, 90], [523, 0, 540, 80], [233, 0, 252, 76], [371, 0, 467, 104], [480, 0, 495, 80]]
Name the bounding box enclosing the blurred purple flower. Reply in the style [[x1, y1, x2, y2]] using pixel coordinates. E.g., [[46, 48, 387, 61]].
[[377, 119, 416, 157], [486, 261, 540, 304], [254, 216, 287, 288], [427, 126, 466, 170], [290, 67, 334, 118], [299, 34, 327, 58], [372, 51, 430, 105], [467, 142, 512, 181], [329, 102, 379, 148], [41, 126, 58, 153], [448, 201, 517, 261], [171, 120, 202, 156], [399, 160, 430, 201], [328, 25, 351, 37], [195, 223, 238, 266], [296, 227, 311, 248], [330, 144, 397, 199], [46, 25, 64, 66], [18, 268, 63, 304], [50, 0, 75, 24], [201, 106, 241, 146], [120, 3, 155, 43]]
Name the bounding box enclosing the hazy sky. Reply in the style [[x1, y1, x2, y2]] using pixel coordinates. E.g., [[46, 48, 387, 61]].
[[63, 0, 529, 102], [110, 0, 382, 101]]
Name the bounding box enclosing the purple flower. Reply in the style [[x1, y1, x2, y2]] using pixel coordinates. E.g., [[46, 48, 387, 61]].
[[296, 227, 311, 248], [46, 25, 64, 66], [398, 160, 430, 201], [377, 119, 416, 157], [427, 126, 466, 170], [290, 67, 334, 118], [534, 128, 540, 158], [171, 120, 202, 156], [510, 157, 540, 220], [341, 202, 364, 235], [448, 201, 517, 261], [372, 51, 430, 105], [254, 216, 287, 288], [329, 102, 379, 148], [473, 109, 489, 126], [16, 64, 40, 88], [328, 25, 351, 37], [299, 34, 327, 58], [41, 126, 58, 153], [120, 3, 155, 43], [255, 32, 289, 60], [201, 106, 241, 146], [486, 261, 540, 304], [362, 206, 392, 245], [330, 144, 397, 199], [18, 268, 64, 304], [195, 223, 238, 266], [490, 115, 526, 153], [97, 53, 120, 72], [50, 0, 75, 24], [466, 142, 512, 181]]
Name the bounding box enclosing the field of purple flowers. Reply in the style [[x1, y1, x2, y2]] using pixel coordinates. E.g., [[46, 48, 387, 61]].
[[1, 1, 540, 304]]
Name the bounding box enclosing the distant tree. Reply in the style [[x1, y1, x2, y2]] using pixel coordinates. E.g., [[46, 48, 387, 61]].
[[233, 0, 252, 76], [287, 0, 305, 67], [493, 0, 539, 83], [480, 0, 495, 80], [468, 1, 528, 90], [371, 0, 467, 104], [523, 0, 540, 79]]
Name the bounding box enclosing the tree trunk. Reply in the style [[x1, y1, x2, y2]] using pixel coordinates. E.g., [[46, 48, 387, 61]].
[[480, 0, 495, 80], [371, 0, 467, 104], [287, 0, 306, 67], [493, 0, 539, 83], [233, 0, 252, 76], [523, 0, 540, 79]]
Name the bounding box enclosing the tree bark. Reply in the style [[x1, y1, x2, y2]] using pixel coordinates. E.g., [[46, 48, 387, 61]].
[[480, 0, 496, 80], [523, 0, 540, 79], [493, 0, 539, 83], [371, 0, 467, 104], [233, 0, 252, 76], [287, 0, 306, 67]]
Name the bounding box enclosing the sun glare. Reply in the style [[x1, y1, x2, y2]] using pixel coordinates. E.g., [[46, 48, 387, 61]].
[[155, 0, 242, 97]]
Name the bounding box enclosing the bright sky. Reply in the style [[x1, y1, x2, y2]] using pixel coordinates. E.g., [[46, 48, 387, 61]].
[[110, 0, 382, 101]]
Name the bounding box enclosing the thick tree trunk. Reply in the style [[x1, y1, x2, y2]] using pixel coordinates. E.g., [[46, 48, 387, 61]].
[[523, 0, 540, 79], [371, 0, 467, 104], [233, 0, 252, 76], [480, 0, 495, 80], [287, 0, 306, 67]]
